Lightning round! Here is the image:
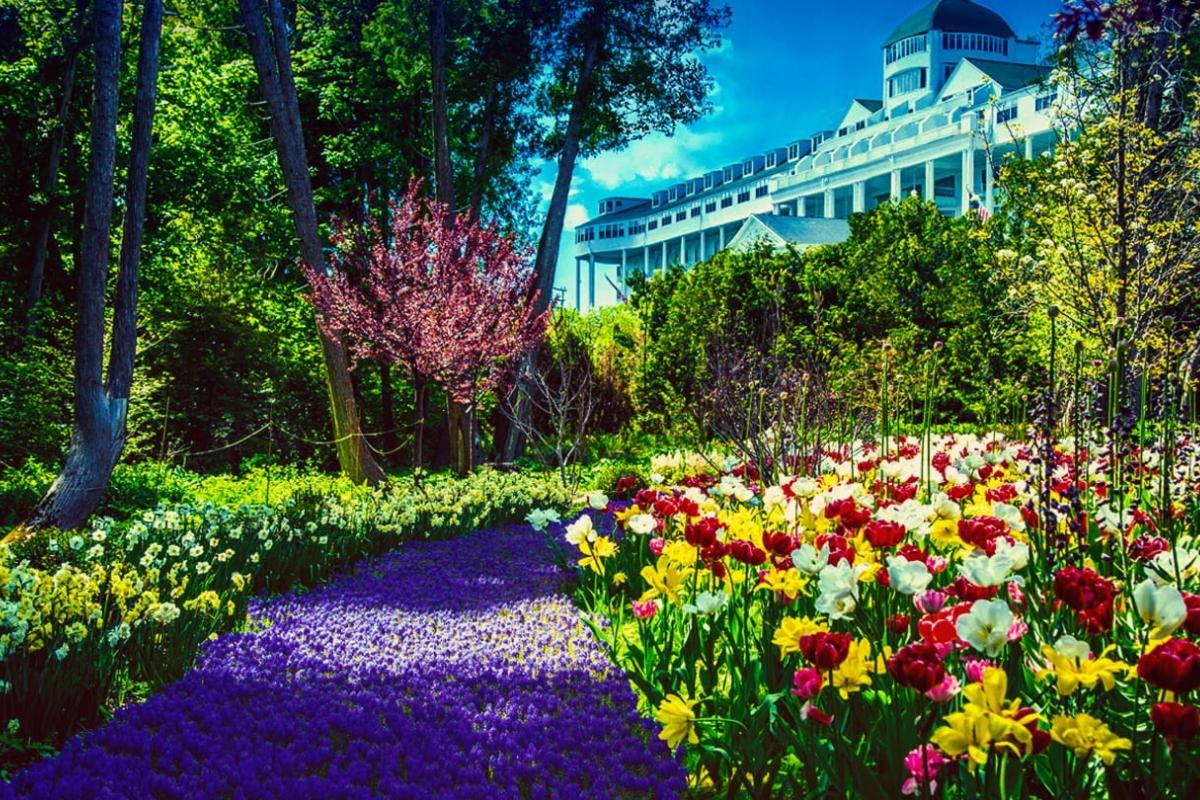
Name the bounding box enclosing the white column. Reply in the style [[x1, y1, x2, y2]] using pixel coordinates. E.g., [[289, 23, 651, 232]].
[[1024, 135, 1034, 160], [852, 181, 866, 213], [960, 146, 975, 216], [797, 196, 808, 217], [662, 239, 668, 269], [924, 160, 936, 202], [574, 258, 582, 312], [719, 226, 726, 249], [984, 157, 995, 212], [620, 249, 627, 288], [587, 252, 595, 310], [823, 186, 835, 219], [890, 168, 901, 202], [643, 246, 650, 276], [699, 229, 706, 261]]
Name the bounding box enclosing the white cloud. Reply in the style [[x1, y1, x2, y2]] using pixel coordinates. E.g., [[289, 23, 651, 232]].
[[564, 202, 589, 229], [580, 127, 726, 190]]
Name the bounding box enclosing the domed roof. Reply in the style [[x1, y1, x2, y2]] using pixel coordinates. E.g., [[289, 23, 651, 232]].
[[884, 0, 1017, 46]]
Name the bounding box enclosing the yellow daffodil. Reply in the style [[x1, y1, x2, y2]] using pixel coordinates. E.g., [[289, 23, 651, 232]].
[[663, 539, 699, 567], [756, 567, 808, 601], [1036, 638, 1132, 696], [611, 571, 627, 587], [931, 668, 1040, 771], [655, 693, 700, 749], [577, 536, 617, 575], [1050, 713, 1132, 765], [772, 616, 828, 656], [639, 557, 691, 605], [929, 518, 961, 550], [831, 638, 878, 698]]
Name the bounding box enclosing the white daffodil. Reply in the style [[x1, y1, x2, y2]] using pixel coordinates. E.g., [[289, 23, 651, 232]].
[[525, 508, 561, 532], [627, 513, 657, 536], [991, 503, 1026, 533], [762, 485, 787, 511], [791, 543, 830, 575], [814, 560, 871, 620], [1051, 634, 1091, 660], [564, 515, 596, 545], [1132, 578, 1187, 638], [1148, 548, 1200, 586], [887, 555, 933, 595], [958, 551, 1014, 588], [683, 590, 728, 616], [991, 539, 1030, 572], [587, 492, 610, 511], [955, 599, 1015, 657]]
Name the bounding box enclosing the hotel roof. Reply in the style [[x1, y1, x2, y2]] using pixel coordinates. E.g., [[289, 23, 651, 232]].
[[884, 0, 1017, 46]]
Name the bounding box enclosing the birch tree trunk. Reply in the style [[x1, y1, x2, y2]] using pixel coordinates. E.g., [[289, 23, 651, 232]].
[[502, 25, 603, 462], [17, 0, 163, 535], [238, 0, 384, 484]]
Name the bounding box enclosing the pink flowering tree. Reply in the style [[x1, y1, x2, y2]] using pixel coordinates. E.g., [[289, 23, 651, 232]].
[[302, 180, 549, 473]]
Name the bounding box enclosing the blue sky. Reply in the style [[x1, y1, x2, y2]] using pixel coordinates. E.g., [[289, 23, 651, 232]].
[[541, 0, 1063, 309]]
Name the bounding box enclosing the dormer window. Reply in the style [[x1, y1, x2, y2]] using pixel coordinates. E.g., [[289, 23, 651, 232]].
[[704, 175, 713, 189], [766, 153, 776, 167], [669, 187, 678, 201], [723, 167, 733, 181], [788, 144, 799, 159]]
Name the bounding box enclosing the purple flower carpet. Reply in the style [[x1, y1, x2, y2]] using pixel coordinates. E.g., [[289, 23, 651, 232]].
[[4, 524, 686, 799]]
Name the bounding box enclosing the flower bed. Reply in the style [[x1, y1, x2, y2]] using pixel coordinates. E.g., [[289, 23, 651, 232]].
[[1, 524, 686, 798], [566, 432, 1200, 798], [0, 469, 570, 757]]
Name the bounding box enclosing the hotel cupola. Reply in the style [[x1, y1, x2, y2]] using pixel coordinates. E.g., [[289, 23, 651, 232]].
[[881, 0, 1035, 118]]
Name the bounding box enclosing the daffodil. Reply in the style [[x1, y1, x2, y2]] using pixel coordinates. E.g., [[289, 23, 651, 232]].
[[577, 536, 617, 574], [639, 557, 691, 605], [930, 667, 1039, 770], [655, 693, 699, 749], [772, 616, 828, 656], [1036, 636, 1131, 696], [831, 638, 877, 698], [1050, 713, 1132, 765], [756, 567, 809, 600]]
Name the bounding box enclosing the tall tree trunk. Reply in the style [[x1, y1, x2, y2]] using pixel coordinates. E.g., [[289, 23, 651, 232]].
[[502, 25, 602, 462], [380, 362, 397, 463], [238, 0, 384, 485], [430, 0, 474, 472], [413, 378, 427, 472], [23, 0, 88, 331], [467, 83, 500, 224], [429, 0, 453, 211], [17, 0, 162, 536]]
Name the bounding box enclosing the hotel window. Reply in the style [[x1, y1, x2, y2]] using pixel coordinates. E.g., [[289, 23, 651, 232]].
[[1035, 91, 1058, 111], [721, 196, 733, 208], [788, 144, 799, 159], [885, 34, 926, 65], [648, 220, 657, 230], [766, 153, 776, 167], [737, 190, 750, 203], [888, 67, 926, 97], [704, 175, 713, 189], [996, 105, 1018, 124], [838, 126, 848, 136], [675, 211, 686, 221], [755, 185, 768, 198], [662, 215, 671, 227], [690, 207, 700, 218], [705, 201, 716, 212]]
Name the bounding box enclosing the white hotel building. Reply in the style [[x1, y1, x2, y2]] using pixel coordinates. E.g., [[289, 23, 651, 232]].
[[570, 0, 1061, 310]]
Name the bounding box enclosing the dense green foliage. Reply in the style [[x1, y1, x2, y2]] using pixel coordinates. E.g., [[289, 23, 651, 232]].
[[628, 198, 1039, 438]]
